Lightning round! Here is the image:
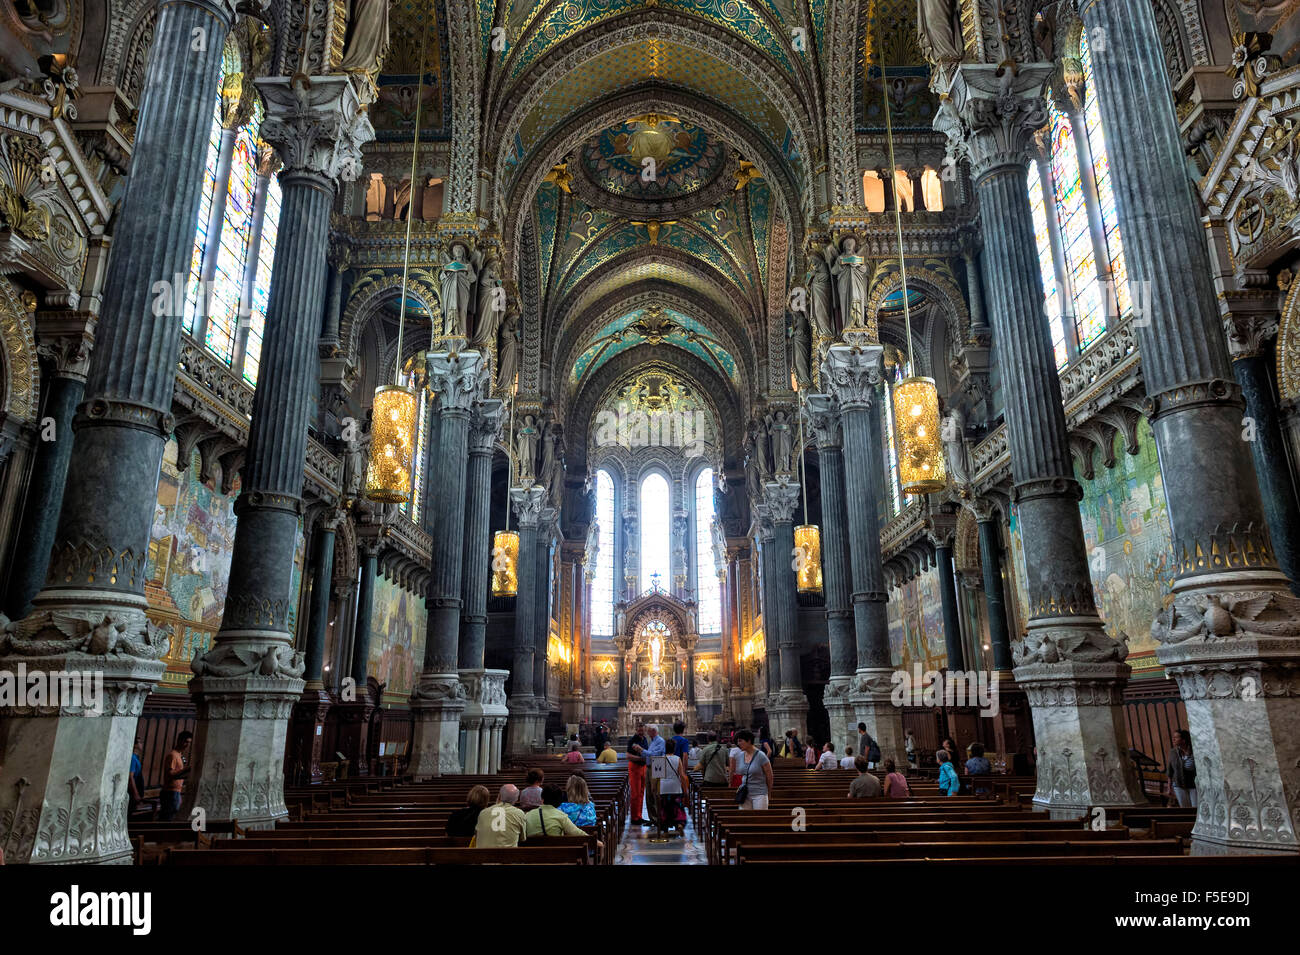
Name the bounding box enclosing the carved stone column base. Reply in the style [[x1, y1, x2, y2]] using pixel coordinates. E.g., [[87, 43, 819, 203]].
[[823, 675, 857, 755], [459, 668, 508, 774], [1014, 661, 1146, 818], [332, 699, 377, 777], [0, 598, 168, 863], [507, 695, 545, 757], [851, 668, 908, 769], [287, 686, 333, 786], [408, 673, 467, 778], [1154, 574, 1300, 854], [767, 691, 809, 743]]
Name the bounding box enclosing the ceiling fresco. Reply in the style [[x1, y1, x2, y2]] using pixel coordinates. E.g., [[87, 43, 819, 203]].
[[574, 307, 739, 386], [581, 116, 726, 202], [372, 0, 450, 140]]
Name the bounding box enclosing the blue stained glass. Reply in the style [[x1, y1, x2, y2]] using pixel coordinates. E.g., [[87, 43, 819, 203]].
[[694, 468, 722, 634], [1081, 31, 1132, 328], [243, 174, 280, 386], [1028, 168, 1068, 369], [185, 98, 223, 332], [206, 124, 257, 364], [640, 473, 671, 592], [592, 470, 616, 636]]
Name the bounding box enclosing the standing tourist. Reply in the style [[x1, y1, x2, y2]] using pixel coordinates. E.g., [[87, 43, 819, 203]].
[[734, 729, 774, 810]]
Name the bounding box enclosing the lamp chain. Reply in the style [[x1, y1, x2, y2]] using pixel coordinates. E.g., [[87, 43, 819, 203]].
[[394, 2, 430, 385]]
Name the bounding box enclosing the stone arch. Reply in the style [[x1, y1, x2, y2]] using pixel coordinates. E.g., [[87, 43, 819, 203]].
[[0, 278, 39, 425], [953, 506, 981, 575], [339, 274, 440, 368], [1279, 279, 1300, 404]]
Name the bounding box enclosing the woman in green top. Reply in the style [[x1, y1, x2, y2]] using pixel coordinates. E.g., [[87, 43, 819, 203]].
[[525, 785, 604, 854]]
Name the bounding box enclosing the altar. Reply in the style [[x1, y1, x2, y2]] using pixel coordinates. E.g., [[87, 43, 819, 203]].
[[612, 588, 699, 735]]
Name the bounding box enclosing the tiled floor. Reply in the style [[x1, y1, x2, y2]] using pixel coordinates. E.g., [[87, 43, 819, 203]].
[[616, 796, 708, 865]]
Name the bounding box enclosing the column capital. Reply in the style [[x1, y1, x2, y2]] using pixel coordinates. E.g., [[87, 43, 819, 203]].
[[468, 397, 505, 452], [762, 478, 801, 525], [429, 349, 487, 414], [1222, 311, 1279, 360], [823, 342, 884, 410], [35, 328, 93, 381], [966, 496, 1000, 523], [941, 63, 1053, 183], [255, 74, 374, 184], [805, 392, 843, 450], [510, 484, 546, 529]]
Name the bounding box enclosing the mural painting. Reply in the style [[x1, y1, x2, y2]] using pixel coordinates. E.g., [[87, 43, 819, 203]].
[[366, 575, 427, 705], [887, 565, 946, 678]]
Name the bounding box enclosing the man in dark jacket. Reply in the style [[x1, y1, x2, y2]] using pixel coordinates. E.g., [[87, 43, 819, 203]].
[[1166, 729, 1197, 808]]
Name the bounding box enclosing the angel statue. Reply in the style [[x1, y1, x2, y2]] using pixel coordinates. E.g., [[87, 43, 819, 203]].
[[473, 250, 504, 348], [766, 410, 794, 475], [340, 0, 391, 73], [829, 236, 870, 331], [585, 518, 601, 568], [916, 0, 963, 66], [541, 424, 565, 505], [496, 306, 520, 391], [342, 410, 371, 499], [789, 311, 812, 388], [516, 413, 541, 481], [805, 251, 834, 340], [942, 405, 969, 487], [438, 242, 479, 340]]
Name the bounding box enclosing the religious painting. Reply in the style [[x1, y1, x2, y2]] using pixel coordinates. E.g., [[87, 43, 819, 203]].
[[886, 566, 946, 673], [1075, 420, 1175, 677], [367, 575, 427, 705], [1007, 509, 1032, 637]]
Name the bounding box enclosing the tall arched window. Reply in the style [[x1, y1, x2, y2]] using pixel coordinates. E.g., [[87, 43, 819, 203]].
[[184, 50, 283, 387], [592, 469, 616, 636], [640, 472, 671, 592], [1028, 31, 1131, 369], [694, 468, 722, 634]]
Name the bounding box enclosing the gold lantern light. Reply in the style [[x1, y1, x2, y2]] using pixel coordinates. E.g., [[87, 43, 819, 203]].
[[874, 8, 948, 497], [491, 529, 519, 598], [893, 375, 946, 495], [794, 523, 823, 594], [364, 15, 428, 506]]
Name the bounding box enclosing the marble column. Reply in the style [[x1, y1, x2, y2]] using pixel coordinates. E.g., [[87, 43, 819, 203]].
[[5, 335, 90, 617], [971, 501, 1014, 672], [808, 393, 857, 752], [336, 540, 380, 776], [944, 62, 1143, 815], [458, 398, 506, 771], [408, 351, 486, 777], [289, 509, 342, 785], [763, 478, 808, 738], [823, 340, 907, 771], [1080, 0, 1300, 850], [506, 485, 546, 754], [188, 75, 373, 827], [533, 508, 557, 706], [934, 540, 966, 673], [1225, 315, 1300, 593], [0, 0, 239, 864], [754, 510, 778, 703]]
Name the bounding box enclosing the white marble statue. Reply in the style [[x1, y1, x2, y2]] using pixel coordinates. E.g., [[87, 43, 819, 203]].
[[340, 0, 391, 73], [830, 236, 869, 330], [438, 242, 478, 339], [917, 0, 963, 64]]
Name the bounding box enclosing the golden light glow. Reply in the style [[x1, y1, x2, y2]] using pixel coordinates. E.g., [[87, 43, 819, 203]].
[[491, 530, 519, 598], [739, 632, 765, 664], [794, 524, 823, 594], [365, 385, 418, 503], [893, 376, 947, 495], [548, 634, 571, 665]]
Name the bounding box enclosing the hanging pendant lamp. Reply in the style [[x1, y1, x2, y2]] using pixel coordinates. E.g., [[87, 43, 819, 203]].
[[794, 387, 823, 594], [876, 11, 946, 496], [365, 6, 430, 505], [490, 368, 520, 597]]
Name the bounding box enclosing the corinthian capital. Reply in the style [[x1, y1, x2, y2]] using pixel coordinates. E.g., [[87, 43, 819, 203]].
[[255, 74, 374, 183], [762, 478, 801, 525], [510, 484, 546, 529], [430, 350, 487, 414], [469, 398, 505, 453], [942, 63, 1053, 183], [805, 393, 843, 450], [1223, 312, 1279, 360], [823, 342, 884, 410]]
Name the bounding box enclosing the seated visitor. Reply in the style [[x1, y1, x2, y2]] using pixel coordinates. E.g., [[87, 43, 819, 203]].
[[474, 784, 528, 848], [839, 746, 856, 770], [937, 750, 960, 796], [520, 768, 545, 809], [560, 774, 598, 827], [965, 742, 992, 794], [561, 742, 585, 764], [446, 784, 491, 838], [597, 741, 619, 763], [817, 742, 840, 770], [804, 736, 818, 768], [526, 785, 603, 852], [882, 758, 911, 799], [848, 755, 882, 798], [687, 735, 704, 769]]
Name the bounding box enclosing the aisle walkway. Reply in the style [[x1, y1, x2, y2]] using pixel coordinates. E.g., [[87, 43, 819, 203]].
[[616, 796, 707, 865]]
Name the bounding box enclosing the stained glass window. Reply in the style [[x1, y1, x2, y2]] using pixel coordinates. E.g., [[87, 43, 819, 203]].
[[402, 387, 430, 523], [1049, 100, 1104, 348], [185, 97, 224, 332], [592, 469, 616, 636], [243, 174, 280, 386], [640, 472, 671, 592], [694, 468, 722, 634], [1028, 167, 1069, 369], [1081, 32, 1132, 323], [881, 379, 902, 518]]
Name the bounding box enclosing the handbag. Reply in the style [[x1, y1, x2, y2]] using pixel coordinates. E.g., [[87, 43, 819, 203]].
[[735, 750, 759, 805]]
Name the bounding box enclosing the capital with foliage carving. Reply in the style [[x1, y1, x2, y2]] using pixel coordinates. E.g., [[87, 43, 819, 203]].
[[762, 478, 800, 525], [256, 74, 374, 185], [805, 393, 843, 450], [823, 342, 884, 411], [469, 398, 505, 453], [430, 350, 486, 415], [510, 484, 546, 529], [942, 64, 1053, 184], [1223, 313, 1279, 360]]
